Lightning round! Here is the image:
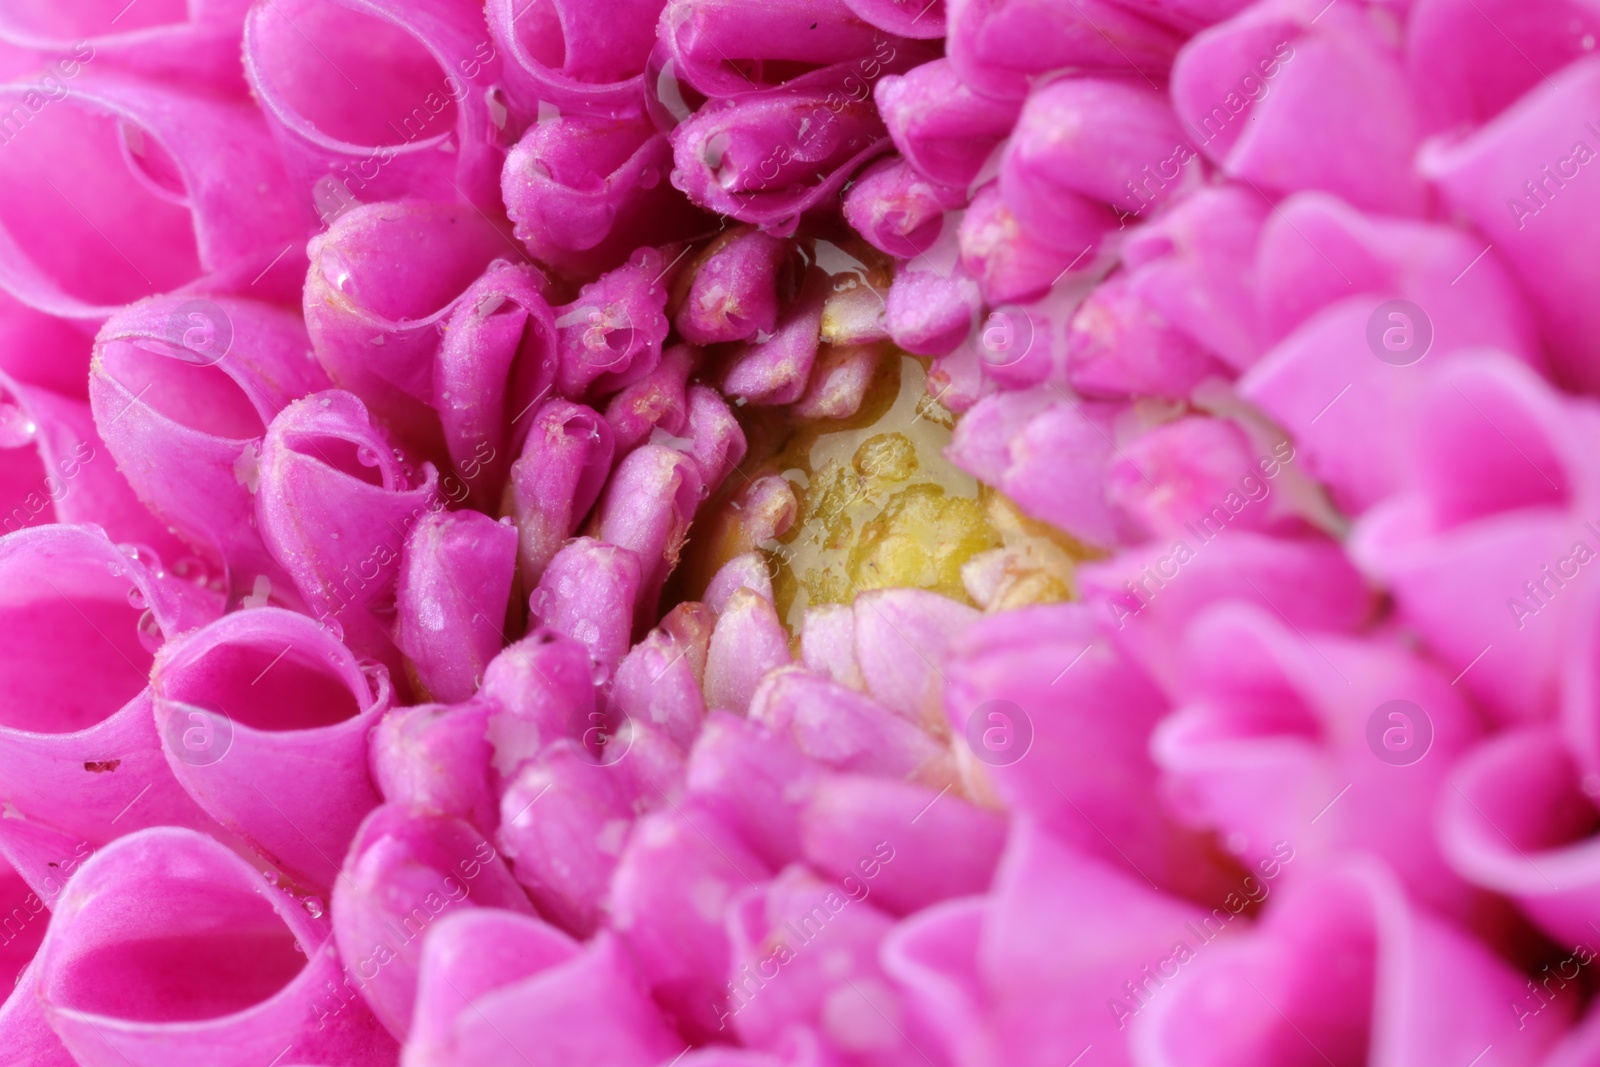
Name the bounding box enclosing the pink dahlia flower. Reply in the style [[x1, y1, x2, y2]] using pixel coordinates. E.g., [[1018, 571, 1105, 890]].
[[6, 1, 1600, 1065]]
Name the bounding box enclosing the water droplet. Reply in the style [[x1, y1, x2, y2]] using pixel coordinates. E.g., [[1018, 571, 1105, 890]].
[[639, 165, 661, 189], [0, 402, 36, 448], [1225, 832, 1249, 855], [135, 609, 163, 653], [302, 897, 325, 919], [126, 585, 148, 610], [590, 661, 608, 686], [356, 446, 380, 467]]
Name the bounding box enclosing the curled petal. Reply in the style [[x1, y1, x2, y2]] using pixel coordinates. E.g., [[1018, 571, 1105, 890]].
[[877, 60, 1017, 187], [371, 701, 497, 835], [0, 73, 304, 322], [959, 183, 1111, 306], [704, 587, 793, 714], [36, 827, 397, 1067], [843, 157, 963, 260], [1131, 861, 1568, 1067], [91, 294, 330, 599], [0, 526, 219, 851], [612, 626, 708, 751], [151, 607, 388, 891], [331, 805, 533, 1039], [946, 0, 1181, 101], [501, 399, 615, 591], [604, 343, 696, 455], [0, 3, 252, 94], [611, 803, 772, 1039], [1067, 274, 1226, 399], [554, 251, 672, 399], [410, 914, 678, 1067], [433, 262, 557, 511], [303, 200, 508, 449], [503, 111, 703, 273], [669, 61, 904, 233], [750, 667, 953, 786], [529, 538, 644, 685], [393, 510, 517, 705], [596, 445, 704, 624], [722, 270, 827, 406], [482, 628, 598, 777], [486, 0, 663, 115], [257, 391, 440, 670], [498, 742, 634, 938], [684, 383, 748, 491], [659, 0, 902, 99], [799, 774, 1006, 915], [244, 0, 506, 213], [674, 226, 788, 345]]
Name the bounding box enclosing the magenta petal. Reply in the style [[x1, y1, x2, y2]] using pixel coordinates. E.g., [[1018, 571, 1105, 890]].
[[528, 538, 644, 685], [1120, 185, 1267, 371], [884, 252, 983, 357], [410, 915, 678, 1067], [612, 626, 709, 751], [853, 588, 978, 724], [946, 604, 1229, 900], [685, 711, 820, 869], [1349, 354, 1600, 724], [722, 269, 827, 406], [498, 741, 634, 937], [0, 957, 73, 1067], [486, 0, 663, 115], [554, 252, 672, 399], [331, 805, 533, 1038], [256, 389, 440, 668], [504, 111, 700, 273], [959, 183, 1111, 305], [683, 383, 748, 491], [0, 3, 251, 94], [0, 525, 219, 845], [704, 587, 793, 714], [1003, 76, 1199, 224], [1132, 861, 1568, 1067], [843, 157, 963, 260], [303, 200, 507, 449], [1419, 56, 1600, 393], [945, 0, 1181, 101], [675, 227, 789, 345], [1174, 2, 1426, 215], [876, 60, 1019, 188], [370, 701, 497, 835], [392, 509, 517, 704], [979, 818, 1207, 1066], [800, 774, 1005, 915], [596, 445, 703, 624], [481, 628, 598, 778], [659, 0, 901, 99], [843, 0, 947, 37], [1078, 531, 1374, 695], [91, 294, 330, 599], [1438, 727, 1600, 949], [37, 827, 396, 1067], [150, 607, 388, 891], [705, 552, 775, 613], [669, 61, 902, 233], [879, 898, 992, 1065], [612, 803, 773, 1039], [749, 667, 953, 785], [1067, 275, 1227, 400], [1159, 602, 1483, 921], [244, 0, 505, 213], [0, 73, 304, 321], [503, 398, 615, 590], [722, 865, 905, 1056], [605, 343, 697, 454], [433, 262, 557, 511], [2, 369, 184, 559]]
